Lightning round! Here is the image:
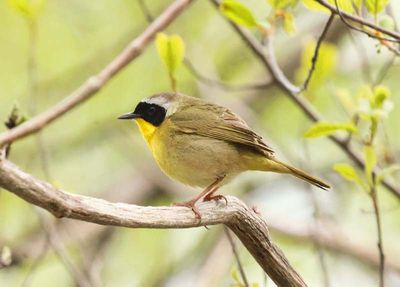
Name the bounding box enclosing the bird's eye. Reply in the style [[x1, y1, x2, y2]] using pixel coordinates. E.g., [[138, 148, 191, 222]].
[[148, 106, 156, 116]]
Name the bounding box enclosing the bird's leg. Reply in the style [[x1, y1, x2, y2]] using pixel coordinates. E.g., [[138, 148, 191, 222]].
[[173, 176, 225, 220]]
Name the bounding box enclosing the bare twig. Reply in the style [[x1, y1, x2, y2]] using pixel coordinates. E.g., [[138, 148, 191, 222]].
[[301, 13, 335, 92], [331, 0, 400, 55], [315, 0, 400, 42], [332, 0, 396, 43], [210, 0, 400, 199], [370, 184, 385, 287], [225, 227, 249, 287], [0, 158, 307, 287], [137, 0, 154, 23], [0, 0, 194, 148]]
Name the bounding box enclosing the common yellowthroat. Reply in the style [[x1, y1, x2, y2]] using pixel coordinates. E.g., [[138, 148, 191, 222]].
[[119, 92, 330, 218]]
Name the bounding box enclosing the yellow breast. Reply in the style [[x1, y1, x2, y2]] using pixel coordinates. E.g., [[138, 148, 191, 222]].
[[135, 118, 157, 148], [135, 118, 174, 179]]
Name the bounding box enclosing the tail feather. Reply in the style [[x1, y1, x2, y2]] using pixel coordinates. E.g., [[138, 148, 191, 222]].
[[275, 160, 330, 190]]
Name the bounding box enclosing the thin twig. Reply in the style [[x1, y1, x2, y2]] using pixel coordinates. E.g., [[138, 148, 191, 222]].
[[210, 0, 400, 199], [137, 0, 154, 23], [370, 184, 385, 287], [224, 227, 249, 287], [315, 0, 400, 42], [0, 0, 195, 148], [332, 0, 397, 43], [331, 0, 400, 56], [301, 13, 335, 92]]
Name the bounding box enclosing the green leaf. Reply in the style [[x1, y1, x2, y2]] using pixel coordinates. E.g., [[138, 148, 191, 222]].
[[8, 0, 46, 18], [268, 0, 298, 9], [376, 165, 400, 185], [220, 0, 259, 28], [283, 12, 296, 34], [379, 14, 395, 30], [155, 33, 185, 75], [364, 145, 377, 184], [304, 122, 357, 138], [358, 85, 393, 121], [371, 85, 390, 109], [333, 163, 362, 185], [365, 0, 389, 15]]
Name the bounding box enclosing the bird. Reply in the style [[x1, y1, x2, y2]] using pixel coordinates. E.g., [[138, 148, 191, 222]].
[[118, 92, 330, 219]]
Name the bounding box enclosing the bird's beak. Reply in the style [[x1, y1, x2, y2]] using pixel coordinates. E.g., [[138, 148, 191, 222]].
[[117, 112, 141, 120]]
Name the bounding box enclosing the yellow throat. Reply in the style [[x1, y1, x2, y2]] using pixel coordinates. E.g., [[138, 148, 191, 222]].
[[135, 118, 157, 148]]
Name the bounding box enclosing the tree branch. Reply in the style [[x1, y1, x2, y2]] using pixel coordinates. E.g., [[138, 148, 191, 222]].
[[315, 0, 400, 42], [301, 13, 335, 92], [0, 0, 194, 148], [0, 158, 307, 287], [210, 0, 400, 199]]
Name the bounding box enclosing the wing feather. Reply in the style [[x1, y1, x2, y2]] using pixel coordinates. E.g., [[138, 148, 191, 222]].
[[170, 102, 274, 156]]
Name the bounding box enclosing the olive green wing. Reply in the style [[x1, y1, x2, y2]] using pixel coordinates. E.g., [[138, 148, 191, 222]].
[[170, 103, 275, 156]]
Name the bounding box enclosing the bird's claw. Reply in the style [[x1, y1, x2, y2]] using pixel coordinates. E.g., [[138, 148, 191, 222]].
[[203, 194, 228, 205]]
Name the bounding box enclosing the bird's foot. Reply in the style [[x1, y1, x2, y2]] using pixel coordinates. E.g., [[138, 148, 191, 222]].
[[203, 194, 228, 205], [173, 200, 201, 220]]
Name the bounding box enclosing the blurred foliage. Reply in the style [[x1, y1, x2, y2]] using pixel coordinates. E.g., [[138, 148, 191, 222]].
[[0, 0, 400, 287], [8, 0, 46, 19]]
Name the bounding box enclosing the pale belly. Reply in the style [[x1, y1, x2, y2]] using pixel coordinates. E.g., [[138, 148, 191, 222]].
[[149, 133, 247, 188]]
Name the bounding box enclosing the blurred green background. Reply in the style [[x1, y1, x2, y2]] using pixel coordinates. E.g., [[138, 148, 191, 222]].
[[0, 0, 399, 286]]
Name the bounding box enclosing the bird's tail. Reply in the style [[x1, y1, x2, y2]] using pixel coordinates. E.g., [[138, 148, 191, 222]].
[[258, 158, 330, 190]]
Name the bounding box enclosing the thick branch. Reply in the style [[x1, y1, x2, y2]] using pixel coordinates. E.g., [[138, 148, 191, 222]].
[[0, 158, 306, 287], [0, 0, 194, 148]]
